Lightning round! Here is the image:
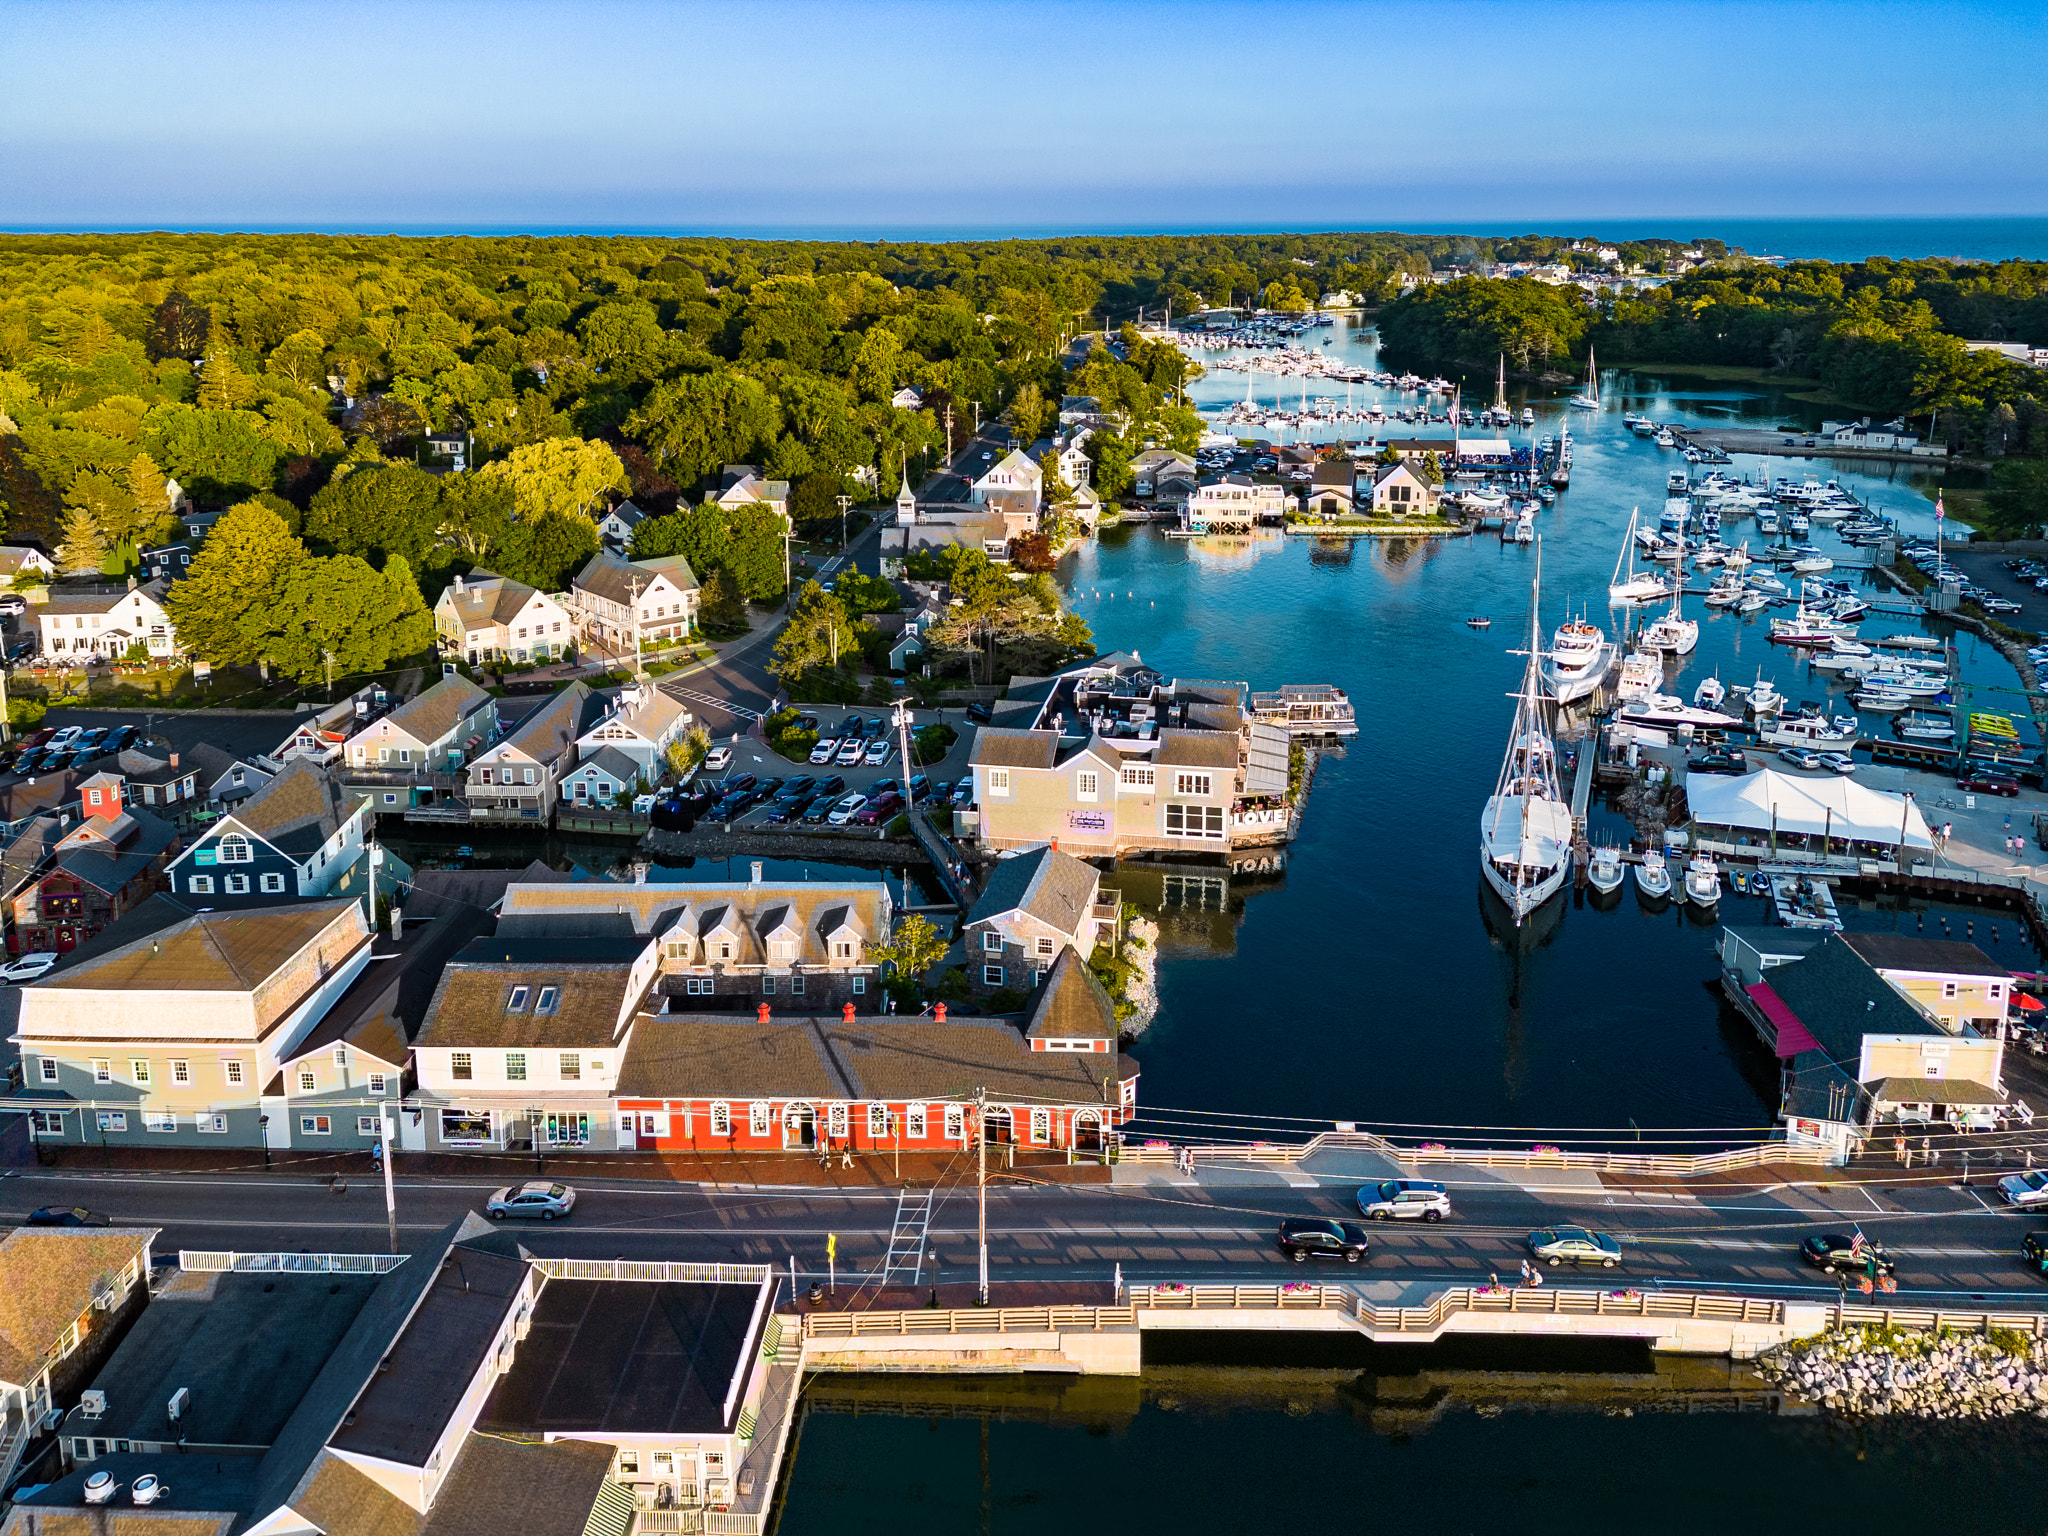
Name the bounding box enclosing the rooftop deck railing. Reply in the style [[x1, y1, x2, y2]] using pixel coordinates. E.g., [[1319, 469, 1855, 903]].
[[532, 1258, 771, 1286], [179, 1250, 409, 1273]]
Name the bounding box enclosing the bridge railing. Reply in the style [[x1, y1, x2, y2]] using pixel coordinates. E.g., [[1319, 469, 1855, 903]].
[[1116, 1130, 1829, 1177], [1827, 1303, 2048, 1337], [1128, 1283, 1786, 1333], [802, 1304, 1137, 1339]]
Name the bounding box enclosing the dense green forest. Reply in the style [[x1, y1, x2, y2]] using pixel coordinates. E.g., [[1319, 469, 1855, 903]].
[[8, 230, 2048, 617]]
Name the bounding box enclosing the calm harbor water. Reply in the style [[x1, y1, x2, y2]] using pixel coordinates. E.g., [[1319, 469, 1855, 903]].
[[1065, 316, 2039, 1145], [778, 1360, 2048, 1535]]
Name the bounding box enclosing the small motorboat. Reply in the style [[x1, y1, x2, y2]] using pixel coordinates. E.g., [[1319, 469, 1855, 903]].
[[1684, 853, 1722, 907], [1467, 616, 1492, 629], [1635, 848, 1673, 901], [1587, 845, 1624, 894], [1693, 674, 1726, 709]]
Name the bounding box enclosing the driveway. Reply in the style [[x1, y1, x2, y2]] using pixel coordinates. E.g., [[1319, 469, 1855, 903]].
[[1940, 549, 2047, 631]]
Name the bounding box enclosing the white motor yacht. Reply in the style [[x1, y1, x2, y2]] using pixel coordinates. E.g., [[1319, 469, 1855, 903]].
[[1481, 544, 1573, 926], [1745, 675, 1787, 715], [1762, 714, 1860, 750], [1895, 711, 1956, 743], [1541, 618, 1617, 704], [1616, 649, 1663, 699], [1747, 571, 1789, 597], [1587, 845, 1624, 894], [1635, 848, 1673, 900], [1790, 553, 1834, 574], [1683, 854, 1722, 908]]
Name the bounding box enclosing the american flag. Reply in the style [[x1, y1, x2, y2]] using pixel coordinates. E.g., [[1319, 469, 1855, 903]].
[[1936, 492, 1945, 528]]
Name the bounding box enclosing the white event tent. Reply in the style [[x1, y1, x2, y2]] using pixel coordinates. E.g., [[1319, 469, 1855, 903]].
[[1686, 768, 1934, 851]]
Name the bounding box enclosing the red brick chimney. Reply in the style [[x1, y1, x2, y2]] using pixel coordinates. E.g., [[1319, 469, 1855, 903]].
[[756, 1002, 770, 1023], [934, 1002, 947, 1023], [842, 1002, 856, 1023]]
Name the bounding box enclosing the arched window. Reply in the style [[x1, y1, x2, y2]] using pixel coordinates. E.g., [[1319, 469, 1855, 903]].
[[217, 835, 253, 864]]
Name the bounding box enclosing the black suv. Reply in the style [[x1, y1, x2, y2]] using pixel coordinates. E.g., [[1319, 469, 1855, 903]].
[[1277, 1218, 1370, 1264], [1799, 1233, 1895, 1276]]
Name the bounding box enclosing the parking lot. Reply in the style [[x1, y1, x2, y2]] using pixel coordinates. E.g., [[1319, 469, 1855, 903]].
[[680, 705, 980, 830], [1938, 548, 2048, 631]]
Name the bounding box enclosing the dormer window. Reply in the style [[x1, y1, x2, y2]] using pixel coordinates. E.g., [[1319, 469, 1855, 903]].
[[508, 986, 530, 1012], [718, 942, 733, 961], [769, 939, 795, 961]]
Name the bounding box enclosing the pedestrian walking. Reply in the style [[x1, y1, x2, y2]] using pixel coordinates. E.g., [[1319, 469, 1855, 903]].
[[1518, 1259, 1531, 1286], [1529, 1267, 1544, 1289], [1893, 1135, 1905, 1167]]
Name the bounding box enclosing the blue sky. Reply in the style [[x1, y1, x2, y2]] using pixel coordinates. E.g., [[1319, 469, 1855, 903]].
[[2, 0, 2041, 232]]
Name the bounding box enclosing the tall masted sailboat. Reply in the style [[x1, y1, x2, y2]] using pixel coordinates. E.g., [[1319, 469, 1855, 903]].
[[1481, 542, 1573, 925]]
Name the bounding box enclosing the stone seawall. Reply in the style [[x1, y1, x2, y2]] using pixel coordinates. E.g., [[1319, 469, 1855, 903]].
[[1759, 1325, 2048, 1417]]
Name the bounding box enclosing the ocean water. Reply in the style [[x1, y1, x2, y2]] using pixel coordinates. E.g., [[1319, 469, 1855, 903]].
[[4, 217, 2045, 260]]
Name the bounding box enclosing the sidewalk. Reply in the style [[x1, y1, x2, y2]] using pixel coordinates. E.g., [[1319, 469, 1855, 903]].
[[23, 1143, 1111, 1188]]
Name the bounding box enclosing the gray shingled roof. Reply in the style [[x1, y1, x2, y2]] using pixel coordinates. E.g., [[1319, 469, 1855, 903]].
[[968, 844, 1099, 936]]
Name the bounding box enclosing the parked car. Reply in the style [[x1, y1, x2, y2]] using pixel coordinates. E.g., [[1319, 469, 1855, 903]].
[[1999, 1170, 2048, 1210], [1276, 1218, 1370, 1264], [852, 791, 904, 826], [839, 715, 868, 739], [710, 792, 752, 821], [0, 594, 25, 617], [965, 701, 993, 724], [1356, 1179, 1451, 1222], [835, 737, 867, 766], [950, 779, 975, 806], [1687, 751, 1748, 776], [0, 952, 60, 984], [766, 794, 815, 825], [1983, 598, 2024, 615], [810, 774, 847, 799], [25, 1205, 111, 1227], [46, 726, 82, 750], [809, 737, 841, 765], [106, 725, 138, 751], [1798, 1232, 1894, 1276], [802, 794, 842, 826], [795, 713, 820, 732], [7, 639, 36, 662], [827, 793, 868, 826], [1958, 765, 2022, 797], [485, 1181, 577, 1221], [1527, 1226, 1622, 1268], [21, 728, 54, 751], [907, 774, 933, 803], [749, 777, 786, 805], [1778, 747, 1823, 771], [1814, 752, 1858, 775], [702, 746, 733, 772], [779, 775, 817, 801]]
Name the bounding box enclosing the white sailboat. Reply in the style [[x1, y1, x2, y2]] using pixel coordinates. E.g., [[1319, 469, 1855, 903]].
[[1481, 543, 1573, 925], [1570, 345, 1600, 409], [1608, 507, 1668, 604], [1640, 592, 1700, 655], [1540, 617, 1617, 704]]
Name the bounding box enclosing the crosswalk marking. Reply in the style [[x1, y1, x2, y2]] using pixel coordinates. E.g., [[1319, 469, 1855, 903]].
[[665, 685, 763, 723]]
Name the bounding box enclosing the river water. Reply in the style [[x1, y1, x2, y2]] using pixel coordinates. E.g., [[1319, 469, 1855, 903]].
[[1061, 316, 2038, 1148], [778, 1357, 2048, 1535]]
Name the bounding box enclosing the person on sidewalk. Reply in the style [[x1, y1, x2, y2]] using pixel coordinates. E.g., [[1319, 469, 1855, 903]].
[[1518, 1259, 1531, 1287]]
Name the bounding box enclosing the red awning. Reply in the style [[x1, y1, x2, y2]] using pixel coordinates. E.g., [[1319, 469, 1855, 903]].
[[1747, 981, 1821, 1058]]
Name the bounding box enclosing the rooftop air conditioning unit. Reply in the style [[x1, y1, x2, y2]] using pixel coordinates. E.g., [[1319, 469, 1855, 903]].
[[80, 1390, 107, 1418], [83, 1472, 117, 1505], [168, 1388, 189, 1423], [132, 1475, 166, 1505]]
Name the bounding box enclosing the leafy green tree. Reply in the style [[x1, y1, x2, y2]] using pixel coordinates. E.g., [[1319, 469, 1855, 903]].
[[478, 436, 628, 521], [146, 291, 211, 361], [1985, 461, 2048, 539], [768, 579, 856, 688], [722, 502, 789, 601], [125, 451, 172, 524], [163, 499, 309, 665], [850, 326, 903, 403], [667, 723, 712, 777], [436, 473, 520, 566], [866, 913, 946, 984], [500, 510, 599, 592], [197, 352, 248, 410], [306, 462, 443, 565], [832, 571, 900, 617], [698, 564, 747, 631], [56, 506, 109, 575], [1086, 431, 1135, 499], [1007, 382, 1050, 444], [142, 405, 285, 501], [64, 468, 136, 544], [236, 553, 432, 685], [626, 372, 780, 484]]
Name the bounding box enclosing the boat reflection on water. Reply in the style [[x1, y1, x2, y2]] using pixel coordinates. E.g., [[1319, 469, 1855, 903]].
[[1478, 875, 1565, 965]]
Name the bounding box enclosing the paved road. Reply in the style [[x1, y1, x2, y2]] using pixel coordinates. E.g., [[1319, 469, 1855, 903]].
[[7, 1161, 2046, 1308]]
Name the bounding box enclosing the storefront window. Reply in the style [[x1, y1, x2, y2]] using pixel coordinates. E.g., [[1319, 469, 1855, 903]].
[[440, 1108, 496, 1146]]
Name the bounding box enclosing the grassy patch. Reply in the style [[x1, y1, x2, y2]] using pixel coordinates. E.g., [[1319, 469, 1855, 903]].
[[1615, 361, 1821, 388]]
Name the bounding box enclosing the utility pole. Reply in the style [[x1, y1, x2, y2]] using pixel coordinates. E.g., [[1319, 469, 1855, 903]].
[[628, 576, 646, 680], [893, 697, 915, 795], [976, 1085, 989, 1306], [379, 1108, 398, 1254], [943, 405, 955, 463], [322, 649, 335, 701], [782, 518, 796, 611], [835, 493, 852, 551], [0, 654, 11, 743]]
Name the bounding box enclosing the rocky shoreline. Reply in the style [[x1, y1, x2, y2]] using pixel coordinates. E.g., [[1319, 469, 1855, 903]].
[[1759, 1326, 2048, 1418]]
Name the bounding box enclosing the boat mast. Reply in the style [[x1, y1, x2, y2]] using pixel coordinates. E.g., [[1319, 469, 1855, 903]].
[[1518, 538, 1544, 912]]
